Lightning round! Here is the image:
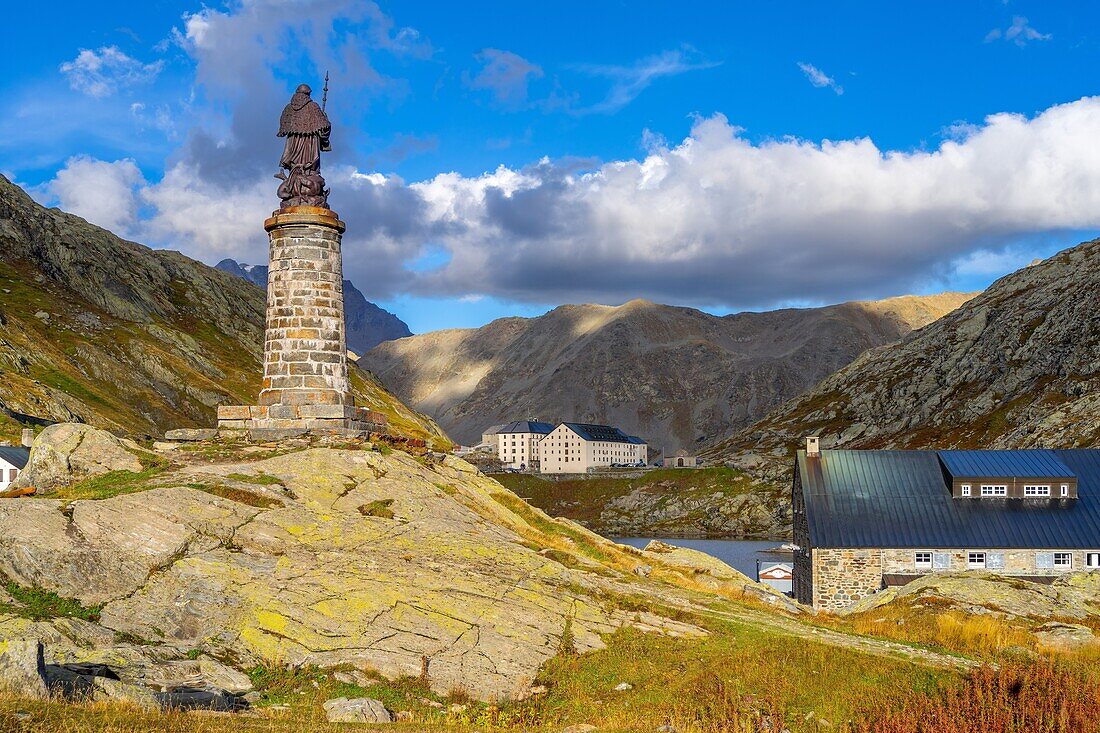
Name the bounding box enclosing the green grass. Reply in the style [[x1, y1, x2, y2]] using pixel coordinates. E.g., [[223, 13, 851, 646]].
[[184, 482, 283, 509], [0, 581, 101, 622], [50, 465, 167, 501], [528, 621, 951, 732], [226, 472, 283, 485], [358, 498, 396, 519]]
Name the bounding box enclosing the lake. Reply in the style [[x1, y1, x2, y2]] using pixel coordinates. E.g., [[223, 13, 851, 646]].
[[613, 537, 792, 579]]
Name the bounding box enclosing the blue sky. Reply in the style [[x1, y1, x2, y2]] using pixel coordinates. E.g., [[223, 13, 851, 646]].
[[4, 1, 1100, 332]]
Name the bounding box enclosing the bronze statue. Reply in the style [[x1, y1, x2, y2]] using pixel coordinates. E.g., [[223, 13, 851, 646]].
[[276, 79, 331, 209]]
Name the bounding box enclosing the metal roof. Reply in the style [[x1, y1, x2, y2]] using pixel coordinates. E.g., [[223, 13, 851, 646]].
[[496, 420, 554, 435], [561, 423, 633, 443], [938, 450, 1075, 479], [798, 449, 1100, 549], [626, 435, 647, 445], [0, 447, 30, 470]]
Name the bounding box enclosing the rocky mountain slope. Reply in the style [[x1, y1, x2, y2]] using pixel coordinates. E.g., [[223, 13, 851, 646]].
[[708, 239, 1100, 476], [496, 467, 790, 539], [0, 175, 446, 446], [361, 294, 973, 451], [216, 259, 411, 355]]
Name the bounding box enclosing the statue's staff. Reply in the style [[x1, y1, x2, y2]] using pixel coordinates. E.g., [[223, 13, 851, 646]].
[[322, 71, 330, 112]]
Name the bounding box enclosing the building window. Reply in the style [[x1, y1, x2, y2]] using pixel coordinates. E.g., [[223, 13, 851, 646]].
[[914, 552, 933, 569], [1061, 484, 1070, 497], [987, 552, 1005, 570], [1054, 552, 1072, 568], [967, 552, 986, 569], [961, 485, 971, 496], [933, 552, 951, 570], [980, 485, 1007, 496], [7, 469, 14, 482], [1036, 552, 1054, 570], [1024, 485, 1050, 497], [1087, 553, 1100, 569]]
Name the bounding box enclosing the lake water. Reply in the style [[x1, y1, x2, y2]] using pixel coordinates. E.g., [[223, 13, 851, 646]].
[[613, 537, 792, 579]]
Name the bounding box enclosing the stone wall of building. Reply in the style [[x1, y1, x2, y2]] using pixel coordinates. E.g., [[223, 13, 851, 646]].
[[881, 548, 1096, 576], [260, 208, 351, 408], [811, 548, 883, 611]]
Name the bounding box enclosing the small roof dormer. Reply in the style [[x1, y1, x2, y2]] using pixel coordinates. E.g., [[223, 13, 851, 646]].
[[937, 450, 1077, 500]]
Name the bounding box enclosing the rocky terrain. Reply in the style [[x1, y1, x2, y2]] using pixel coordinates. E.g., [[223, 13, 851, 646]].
[[216, 259, 412, 355], [362, 294, 972, 451], [0, 424, 799, 706], [0, 175, 445, 447], [495, 467, 790, 539], [708, 238, 1100, 478]]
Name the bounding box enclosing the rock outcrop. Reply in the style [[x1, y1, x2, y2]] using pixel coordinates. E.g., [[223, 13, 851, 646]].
[[361, 294, 972, 452], [12, 423, 146, 492], [846, 571, 1100, 621], [0, 175, 446, 447], [0, 431, 756, 701], [709, 239, 1100, 477]]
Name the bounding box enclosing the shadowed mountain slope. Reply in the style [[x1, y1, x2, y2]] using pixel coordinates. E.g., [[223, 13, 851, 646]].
[[361, 293, 973, 451], [707, 239, 1100, 478]]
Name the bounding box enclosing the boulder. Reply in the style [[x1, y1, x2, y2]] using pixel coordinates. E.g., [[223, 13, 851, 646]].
[[12, 423, 145, 493], [323, 696, 393, 723], [91, 677, 161, 711], [0, 640, 48, 699], [1034, 622, 1097, 650]]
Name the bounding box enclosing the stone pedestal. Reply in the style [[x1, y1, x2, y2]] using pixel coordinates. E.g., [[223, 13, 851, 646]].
[[217, 206, 386, 435]]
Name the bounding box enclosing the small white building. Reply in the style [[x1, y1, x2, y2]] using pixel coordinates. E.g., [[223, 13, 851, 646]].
[[492, 420, 554, 470], [664, 450, 698, 468], [0, 447, 30, 491], [757, 562, 793, 594], [538, 423, 648, 474]]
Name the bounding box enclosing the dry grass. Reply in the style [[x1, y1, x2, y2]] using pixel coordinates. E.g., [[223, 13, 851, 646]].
[[855, 661, 1100, 733], [840, 601, 1037, 658]]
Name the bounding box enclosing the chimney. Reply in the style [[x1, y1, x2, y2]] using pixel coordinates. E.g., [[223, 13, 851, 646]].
[[21, 428, 34, 448], [805, 436, 820, 457]]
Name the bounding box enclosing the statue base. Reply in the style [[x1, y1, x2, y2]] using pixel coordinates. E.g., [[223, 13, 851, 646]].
[[216, 404, 388, 433]]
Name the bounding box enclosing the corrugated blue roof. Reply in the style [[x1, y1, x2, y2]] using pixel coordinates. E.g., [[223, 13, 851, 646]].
[[626, 435, 647, 445], [497, 421, 554, 435], [562, 423, 633, 443], [0, 447, 30, 470], [938, 450, 1075, 479], [799, 449, 1100, 549]]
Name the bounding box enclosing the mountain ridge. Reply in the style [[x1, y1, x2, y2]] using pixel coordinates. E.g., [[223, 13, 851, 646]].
[[705, 238, 1100, 477], [361, 291, 974, 450]]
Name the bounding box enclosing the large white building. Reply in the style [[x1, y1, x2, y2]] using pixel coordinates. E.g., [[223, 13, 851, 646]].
[[538, 423, 648, 474], [0, 447, 29, 491], [491, 420, 554, 470]]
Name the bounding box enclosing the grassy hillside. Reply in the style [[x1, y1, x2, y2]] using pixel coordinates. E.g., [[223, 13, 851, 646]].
[[0, 175, 449, 448], [494, 467, 789, 539]]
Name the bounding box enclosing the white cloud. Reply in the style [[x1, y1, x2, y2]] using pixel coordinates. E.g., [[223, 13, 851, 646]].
[[798, 62, 843, 95], [83, 95, 1100, 309], [59, 46, 163, 98], [985, 16, 1052, 46], [47, 156, 146, 235]]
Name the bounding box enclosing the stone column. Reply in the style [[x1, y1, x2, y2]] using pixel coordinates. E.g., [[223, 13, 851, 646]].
[[260, 206, 353, 408]]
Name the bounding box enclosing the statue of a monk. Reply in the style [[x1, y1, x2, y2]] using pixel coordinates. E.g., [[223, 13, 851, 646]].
[[275, 83, 332, 210]]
